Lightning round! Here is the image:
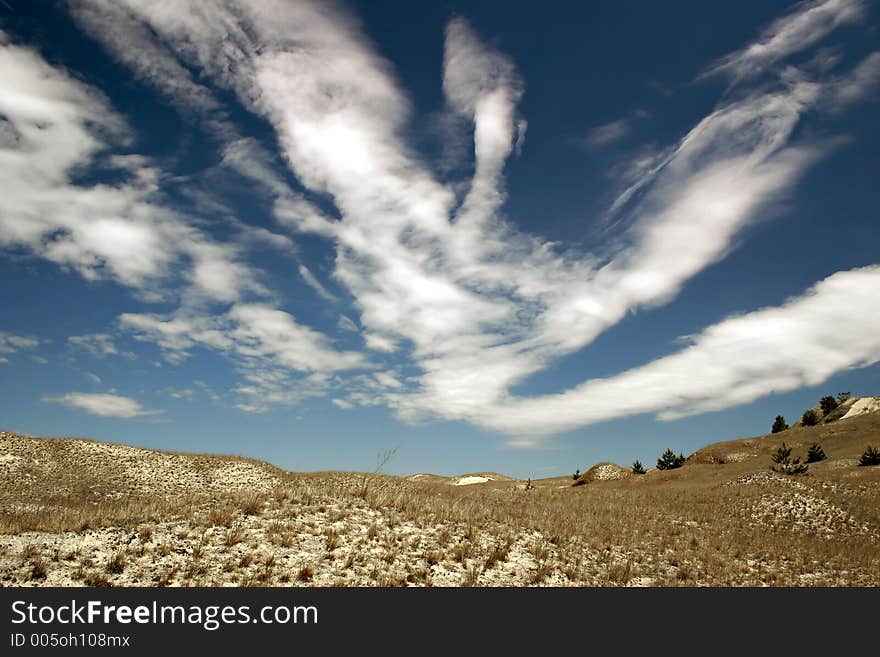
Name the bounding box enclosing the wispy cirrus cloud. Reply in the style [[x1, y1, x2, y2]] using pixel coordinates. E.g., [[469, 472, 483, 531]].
[[298, 264, 339, 303], [582, 119, 631, 150], [6, 0, 877, 442], [119, 303, 367, 412], [457, 265, 880, 435], [825, 50, 880, 108], [701, 0, 866, 81], [0, 24, 365, 410], [42, 392, 162, 418], [0, 33, 261, 303]]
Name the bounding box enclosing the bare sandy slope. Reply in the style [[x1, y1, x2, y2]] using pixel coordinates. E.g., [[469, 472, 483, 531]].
[[1, 407, 879, 587]]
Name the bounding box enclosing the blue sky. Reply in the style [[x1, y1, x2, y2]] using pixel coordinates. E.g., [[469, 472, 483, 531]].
[[1, 0, 878, 479]]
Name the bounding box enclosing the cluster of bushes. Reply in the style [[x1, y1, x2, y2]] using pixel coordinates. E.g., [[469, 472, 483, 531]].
[[769, 441, 880, 473], [627, 448, 686, 475], [573, 410, 879, 481], [771, 391, 853, 433], [770, 442, 809, 475]]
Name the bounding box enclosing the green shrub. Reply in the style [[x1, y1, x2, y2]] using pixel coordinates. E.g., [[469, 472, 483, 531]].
[[805, 442, 826, 463], [631, 460, 646, 475], [571, 469, 580, 481], [836, 391, 851, 404], [801, 409, 820, 426], [859, 446, 880, 467], [656, 449, 685, 471], [770, 442, 808, 475], [771, 415, 788, 434]]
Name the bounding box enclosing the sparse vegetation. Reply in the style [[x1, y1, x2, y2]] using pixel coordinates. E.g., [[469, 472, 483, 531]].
[[631, 460, 646, 475], [84, 572, 112, 587], [241, 496, 263, 516], [571, 469, 580, 480], [2, 413, 880, 588], [225, 526, 245, 547], [859, 446, 880, 467], [105, 551, 126, 574], [806, 442, 826, 463], [801, 409, 820, 426], [357, 447, 398, 499], [771, 415, 788, 434], [770, 442, 809, 475], [29, 557, 49, 581], [656, 449, 685, 471]]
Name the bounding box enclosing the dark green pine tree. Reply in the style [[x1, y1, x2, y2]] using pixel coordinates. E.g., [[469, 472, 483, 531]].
[[801, 409, 820, 426], [656, 449, 685, 470], [631, 460, 646, 475], [805, 442, 826, 463], [859, 446, 880, 466], [770, 442, 809, 475], [771, 415, 788, 433], [819, 395, 839, 416]]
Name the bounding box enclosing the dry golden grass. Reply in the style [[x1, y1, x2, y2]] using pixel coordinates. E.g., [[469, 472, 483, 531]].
[[1, 412, 879, 586]]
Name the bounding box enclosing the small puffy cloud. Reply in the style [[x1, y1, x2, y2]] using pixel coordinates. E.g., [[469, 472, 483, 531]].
[[42, 392, 162, 418], [0, 331, 40, 354], [67, 333, 132, 359]]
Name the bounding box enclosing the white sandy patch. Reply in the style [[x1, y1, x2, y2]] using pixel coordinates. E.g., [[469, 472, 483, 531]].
[[841, 397, 880, 420], [454, 476, 492, 486]]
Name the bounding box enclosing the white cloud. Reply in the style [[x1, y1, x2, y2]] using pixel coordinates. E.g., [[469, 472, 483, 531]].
[[67, 333, 130, 359], [337, 315, 359, 332], [0, 34, 262, 303], [9, 1, 878, 437], [73, 0, 875, 434], [120, 303, 366, 410], [582, 119, 631, 150], [702, 0, 865, 81], [228, 303, 365, 373], [42, 392, 162, 418], [461, 266, 880, 435], [825, 51, 880, 108], [298, 264, 338, 302], [0, 331, 40, 354], [68, 0, 222, 116]]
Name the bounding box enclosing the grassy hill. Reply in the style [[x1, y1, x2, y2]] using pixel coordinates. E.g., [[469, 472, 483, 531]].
[[0, 407, 878, 587]]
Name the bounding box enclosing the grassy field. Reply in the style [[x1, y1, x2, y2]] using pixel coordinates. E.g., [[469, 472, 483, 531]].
[[1, 409, 878, 586]]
